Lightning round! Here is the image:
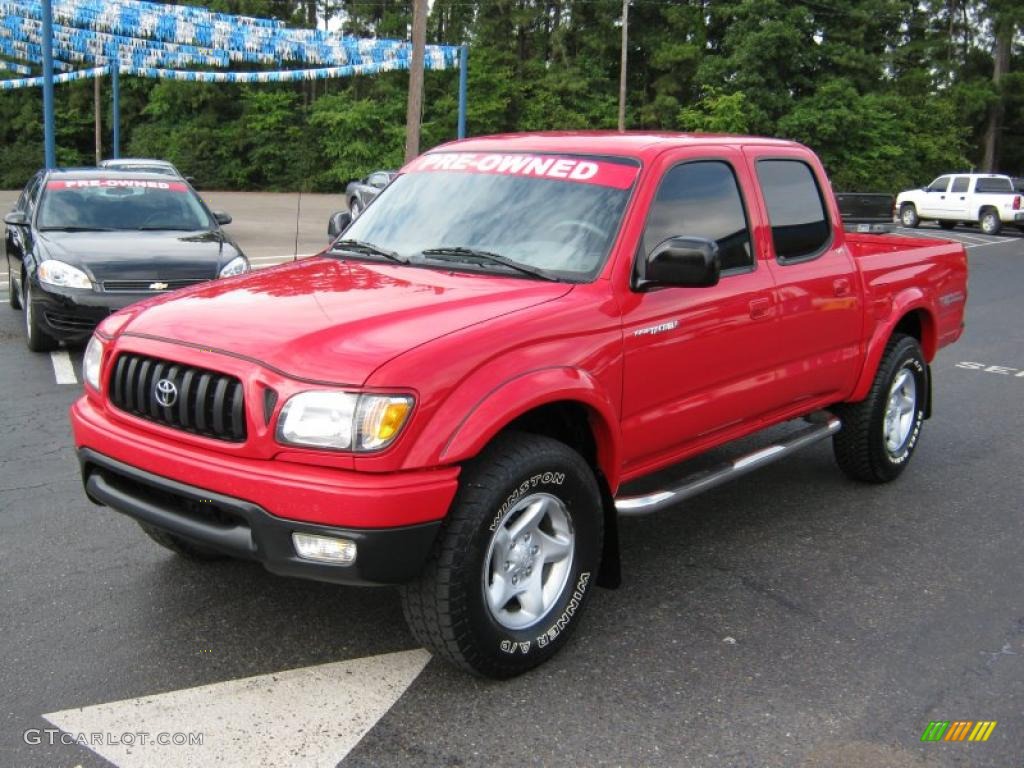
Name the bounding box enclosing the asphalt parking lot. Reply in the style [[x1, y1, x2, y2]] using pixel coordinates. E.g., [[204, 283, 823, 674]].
[[1, 216, 1022, 767]]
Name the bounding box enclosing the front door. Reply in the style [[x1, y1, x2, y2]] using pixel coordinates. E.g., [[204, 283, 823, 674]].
[[618, 150, 780, 476]]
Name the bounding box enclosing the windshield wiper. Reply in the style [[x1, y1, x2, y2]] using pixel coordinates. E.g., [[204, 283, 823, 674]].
[[330, 239, 407, 263], [420, 246, 558, 281], [39, 226, 117, 232]]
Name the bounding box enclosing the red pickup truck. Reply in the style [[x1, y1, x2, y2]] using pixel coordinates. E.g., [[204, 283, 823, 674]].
[[71, 133, 967, 678]]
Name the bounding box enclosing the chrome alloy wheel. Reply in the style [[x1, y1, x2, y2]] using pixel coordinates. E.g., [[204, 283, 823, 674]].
[[482, 493, 575, 631], [883, 367, 917, 455]]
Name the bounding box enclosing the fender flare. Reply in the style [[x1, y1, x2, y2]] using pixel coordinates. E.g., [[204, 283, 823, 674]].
[[436, 366, 623, 490], [850, 288, 936, 403]]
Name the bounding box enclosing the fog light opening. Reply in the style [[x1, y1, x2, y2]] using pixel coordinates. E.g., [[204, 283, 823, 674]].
[[292, 532, 357, 565]]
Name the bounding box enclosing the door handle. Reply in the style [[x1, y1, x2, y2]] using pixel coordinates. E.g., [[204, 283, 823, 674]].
[[940, 195, 946, 199], [748, 297, 772, 319], [959, 196, 965, 200], [833, 278, 851, 297]]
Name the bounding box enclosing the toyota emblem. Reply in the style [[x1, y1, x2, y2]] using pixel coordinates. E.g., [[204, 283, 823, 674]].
[[154, 378, 178, 407]]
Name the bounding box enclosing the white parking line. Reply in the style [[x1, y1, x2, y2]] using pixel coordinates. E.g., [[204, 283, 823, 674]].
[[44, 648, 431, 768], [50, 350, 77, 384]]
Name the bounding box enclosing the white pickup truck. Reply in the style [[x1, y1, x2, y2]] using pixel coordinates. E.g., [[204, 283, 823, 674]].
[[896, 173, 1024, 235]]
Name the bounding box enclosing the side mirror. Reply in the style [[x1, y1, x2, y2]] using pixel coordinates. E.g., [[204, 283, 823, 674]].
[[638, 237, 720, 290], [212, 210, 232, 225], [4, 210, 28, 227], [184, 176, 197, 187], [327, 211, 352, 240]]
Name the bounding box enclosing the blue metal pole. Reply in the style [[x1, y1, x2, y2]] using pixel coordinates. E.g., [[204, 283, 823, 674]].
[[41, 0, 56, 168], [111, 64, 120, 159], [457, 44, 468, 140]]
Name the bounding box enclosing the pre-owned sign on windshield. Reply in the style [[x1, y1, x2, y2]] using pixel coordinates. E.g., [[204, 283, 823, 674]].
[[407, 153, 638, 189]]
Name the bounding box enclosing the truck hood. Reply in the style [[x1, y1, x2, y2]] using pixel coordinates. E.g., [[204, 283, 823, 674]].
[[120, 256, 573, 384]]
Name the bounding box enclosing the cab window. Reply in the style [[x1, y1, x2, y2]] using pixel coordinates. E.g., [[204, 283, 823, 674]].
[[756, 159, 831, 262], [927, 177, 950, 193], [641, 160, 754, 273]]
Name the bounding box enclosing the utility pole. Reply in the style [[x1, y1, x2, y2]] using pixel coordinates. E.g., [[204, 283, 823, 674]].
[[405, 0, 428, 162], [617, 0, 629, 132], [94, 75, 102, 164]]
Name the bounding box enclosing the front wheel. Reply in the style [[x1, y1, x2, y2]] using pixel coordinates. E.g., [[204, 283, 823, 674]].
[[401, 432, 603, 678], [8, 266, 20, 309], [900, 204, 920, 228], [23, 281, 58, 352], [980, 209, 1002, 236], [832, 334, 927, 483]]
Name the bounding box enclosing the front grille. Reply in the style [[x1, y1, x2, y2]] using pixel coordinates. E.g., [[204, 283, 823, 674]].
[[109, 353, 247, 442], [102, 278, 208, 293]]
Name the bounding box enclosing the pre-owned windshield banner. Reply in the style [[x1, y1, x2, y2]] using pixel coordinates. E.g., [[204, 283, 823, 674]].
[[46, 180, 189, 191], [406, 153, 639, 189]]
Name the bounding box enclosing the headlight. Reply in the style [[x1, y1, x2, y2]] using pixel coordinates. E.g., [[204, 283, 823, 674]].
[[277, 391, 413, 452], [83, 335, 104, 390], [219, 256, 249, 278], [37, 259, 92, 289]]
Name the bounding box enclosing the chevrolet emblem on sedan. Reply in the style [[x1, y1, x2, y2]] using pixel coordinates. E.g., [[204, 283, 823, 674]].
[[154, 379, 178, 407], [149, 281, 170, 291]]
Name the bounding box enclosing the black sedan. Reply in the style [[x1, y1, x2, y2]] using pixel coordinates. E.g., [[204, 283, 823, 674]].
[[345, 170, 396, 218], [4, 169, 248, 351]]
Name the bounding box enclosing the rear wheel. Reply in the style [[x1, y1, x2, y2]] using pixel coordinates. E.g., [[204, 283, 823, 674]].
[[980, 208, 1002, 235], [138, 522, 228, 561], [832, 334, 927, 483], [938, 220, 957, 230], [23, 281, 58, 352], [401, 432, 603, 678], [899, 204, 920, 228]]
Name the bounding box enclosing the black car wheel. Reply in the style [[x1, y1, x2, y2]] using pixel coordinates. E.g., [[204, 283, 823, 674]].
[[23, 281, 58, 352], [8, 266, 20, 309]]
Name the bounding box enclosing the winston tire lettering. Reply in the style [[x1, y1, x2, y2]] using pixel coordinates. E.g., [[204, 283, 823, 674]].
[[488, 473, 565, 532]]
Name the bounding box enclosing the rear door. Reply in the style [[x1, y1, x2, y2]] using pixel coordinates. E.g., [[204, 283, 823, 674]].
[[944, 176, 971, 219], [618, 148, 780, 474], [743, 148, 863, 411]]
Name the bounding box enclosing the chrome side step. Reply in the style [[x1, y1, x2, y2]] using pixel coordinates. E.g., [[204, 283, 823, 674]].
[[614, 411, 842, 516]]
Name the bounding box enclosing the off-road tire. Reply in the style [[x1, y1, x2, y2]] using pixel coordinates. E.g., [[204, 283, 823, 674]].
[[900, 204, 920, 228], [138, 522, 229, 561], [832, 334, 927, 483], [400, 431, 603, 678]]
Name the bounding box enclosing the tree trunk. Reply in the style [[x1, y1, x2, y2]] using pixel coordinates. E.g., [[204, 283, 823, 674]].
[[981, 20, 1012, 172], [405, 0, 428, 162], [618, 0, 629, 132]]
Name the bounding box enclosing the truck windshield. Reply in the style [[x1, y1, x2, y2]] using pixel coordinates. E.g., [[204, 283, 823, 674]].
[[37, 179, 212, 231], [339, 153, 638, 281]]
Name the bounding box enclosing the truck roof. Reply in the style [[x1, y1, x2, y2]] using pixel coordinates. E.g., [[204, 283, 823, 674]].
[[430, 131, 801, 161]]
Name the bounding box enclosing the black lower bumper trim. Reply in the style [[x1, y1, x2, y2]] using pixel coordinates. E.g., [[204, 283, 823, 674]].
[[78, 448, 442, 586]]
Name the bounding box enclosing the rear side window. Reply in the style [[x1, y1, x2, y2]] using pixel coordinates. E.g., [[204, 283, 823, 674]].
[[756, 159, 831, 262], [642, 161, 753, 272], [975, 177, 1013, 193], [951, 177, 969, 193]]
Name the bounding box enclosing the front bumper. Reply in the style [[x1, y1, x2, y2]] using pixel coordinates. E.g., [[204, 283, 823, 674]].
[[31, 282, 149, 342], [79, 449, 442, 586]]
